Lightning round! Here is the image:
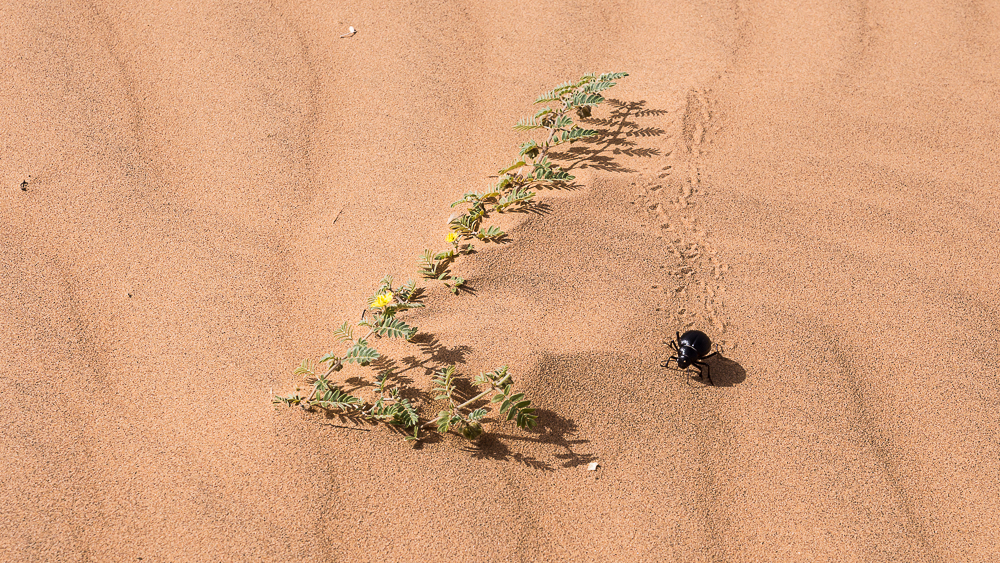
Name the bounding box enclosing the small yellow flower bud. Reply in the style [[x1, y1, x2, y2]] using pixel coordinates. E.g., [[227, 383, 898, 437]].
[[447, 232, 458, 243]]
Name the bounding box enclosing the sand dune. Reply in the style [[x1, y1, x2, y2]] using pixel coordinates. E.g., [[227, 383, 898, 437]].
[[2, 0, 998, 561]]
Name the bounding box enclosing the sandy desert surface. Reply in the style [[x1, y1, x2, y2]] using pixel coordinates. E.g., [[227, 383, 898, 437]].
[[2, 0, 999, 561]]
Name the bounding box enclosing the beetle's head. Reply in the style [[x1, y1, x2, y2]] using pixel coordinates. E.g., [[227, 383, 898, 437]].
[[676, 347, 695, 368]]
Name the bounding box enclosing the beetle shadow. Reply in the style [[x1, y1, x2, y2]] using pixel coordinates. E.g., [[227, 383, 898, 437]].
[[665, 355, 747, 387], [704, 355, 746, 387]]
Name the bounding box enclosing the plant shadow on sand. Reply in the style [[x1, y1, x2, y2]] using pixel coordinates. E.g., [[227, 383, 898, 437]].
[[461, 409, 594, 472], [547, 98, 669, 174], [505, 200, 554, 217]]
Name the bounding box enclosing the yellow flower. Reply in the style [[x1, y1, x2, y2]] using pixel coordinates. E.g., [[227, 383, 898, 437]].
[[447, 232, 458, 243], [370, 292, 394, 309]]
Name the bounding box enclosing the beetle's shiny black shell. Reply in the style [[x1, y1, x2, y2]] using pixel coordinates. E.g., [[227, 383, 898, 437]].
[[677, 330, 712, 365]]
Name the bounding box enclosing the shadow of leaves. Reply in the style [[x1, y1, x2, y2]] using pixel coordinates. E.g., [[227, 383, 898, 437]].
[[400, 333, 472, 371], [546, 99, 670, 174], [462, 409, 593, 470], [462, 435, 554, 471]]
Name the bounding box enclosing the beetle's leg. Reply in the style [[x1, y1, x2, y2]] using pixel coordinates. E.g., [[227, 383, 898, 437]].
[[694, 360, 713, 386], [661, 355, 678, 368], [668, 339, 679, 352], [703, 351, 719, 359]]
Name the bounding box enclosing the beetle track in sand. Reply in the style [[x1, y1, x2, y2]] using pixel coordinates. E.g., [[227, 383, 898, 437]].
[[634, 87, 730, 348]]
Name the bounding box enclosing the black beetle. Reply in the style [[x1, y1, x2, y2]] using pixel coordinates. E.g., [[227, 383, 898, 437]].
[[662, 330, 719, 385]]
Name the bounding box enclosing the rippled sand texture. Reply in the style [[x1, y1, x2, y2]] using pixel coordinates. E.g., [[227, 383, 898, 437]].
[[2, 0, 998, 561]]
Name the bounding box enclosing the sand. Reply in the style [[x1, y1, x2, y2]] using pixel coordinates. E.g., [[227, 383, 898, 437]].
[[2, 0, 998, 561]]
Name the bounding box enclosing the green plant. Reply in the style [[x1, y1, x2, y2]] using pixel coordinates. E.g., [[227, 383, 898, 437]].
[[273, 276, 427, 440], [418, 248, 465, 294], [276, 73, 627, 442], [274, 328, 536, 441], [421, 72, 628, 290], [428, 365, 537, 440]]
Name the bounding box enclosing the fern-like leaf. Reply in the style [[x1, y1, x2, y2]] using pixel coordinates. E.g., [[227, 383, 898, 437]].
[[318, 351, 342, 367], [490, 379, 537, 429], [515, 407, 538, 429], [312, 377, 363, 411], [374, 316, 417, 340], [480, 366, 509, 386], [495, 186, 535, 212], [534, 81, 574, 103], [476, 225, 505, 240], [392, 299, 425, 312], [436, 409, 462, 433], [568, 92, 605, 109], [519, 139, 540, 159], [532, 159, 573, 182], [293, 359, 316, 378], [332, 321, 354, 343], [434, 248, 457, 261], [450, 213, 480, 235], [376, 275, 394, 294], [598, 71, 628, 81], [367, 401, 400, 421], [343, 340, 379, 365], [557, 128, 599, 144], [273, 393, 303, 406], [432, 366, 457, 401], [393, 398, 419, 429], [553, 114, 573, 130], [418, 249, 438, 278], [582, 80, 617, 94], [500, 392, 524, 416], [498, 160, 526, 175], [513, 117, 542, 131], [498, 390, 537, 429], [397, 279, 417, 302]]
